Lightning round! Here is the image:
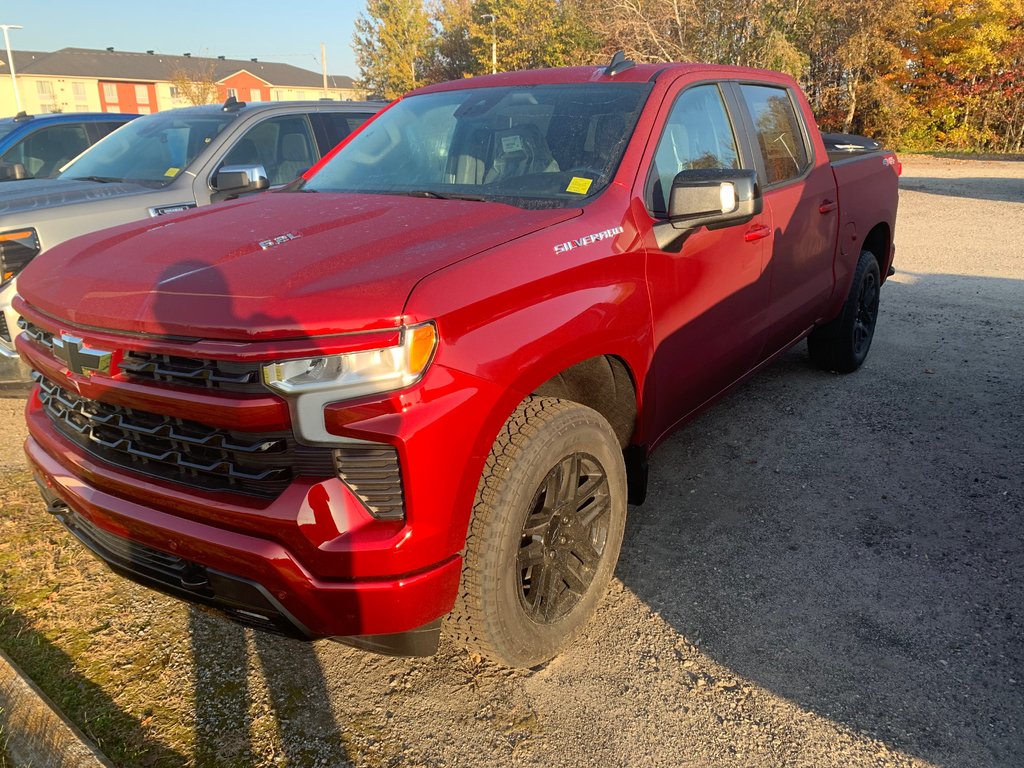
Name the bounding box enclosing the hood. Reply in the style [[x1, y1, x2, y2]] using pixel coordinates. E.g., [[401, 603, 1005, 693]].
[[18, 191, 581, 340], [0, 177, 153, 217]]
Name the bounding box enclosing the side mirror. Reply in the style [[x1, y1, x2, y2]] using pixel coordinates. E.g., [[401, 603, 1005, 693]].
[[668, 168, 761, 229], [214, 164, 269, 194], [0, 162, 28, 181]]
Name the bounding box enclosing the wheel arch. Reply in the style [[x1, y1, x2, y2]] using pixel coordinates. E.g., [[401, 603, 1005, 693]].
[[862, 222, 891, 282]]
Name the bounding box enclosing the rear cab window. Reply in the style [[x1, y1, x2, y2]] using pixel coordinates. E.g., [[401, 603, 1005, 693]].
[[738, 84, 811, 186], [312, 112, 377, 152]]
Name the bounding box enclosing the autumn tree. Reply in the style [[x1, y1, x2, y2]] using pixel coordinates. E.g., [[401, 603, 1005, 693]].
[[353, 0, 432, 99], [465, 0, 599, 74], [169, 59, 220, 105], [423, 0, 479, 81], [900, 0, 1024, 149], [358, 0, 1024, 151]]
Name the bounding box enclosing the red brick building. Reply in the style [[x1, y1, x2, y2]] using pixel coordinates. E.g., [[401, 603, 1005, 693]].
[[0, 47, 363, 117]]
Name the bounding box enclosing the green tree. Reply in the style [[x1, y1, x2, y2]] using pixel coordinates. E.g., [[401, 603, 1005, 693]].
[[466, 0, 599, 74], [424, 0, 481, 81], [353, 0, 432, 99]]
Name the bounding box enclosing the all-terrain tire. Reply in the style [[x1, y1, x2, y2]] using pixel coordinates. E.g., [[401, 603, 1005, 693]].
[[448, 396, 627, 668], [808, 249, 881, 373]]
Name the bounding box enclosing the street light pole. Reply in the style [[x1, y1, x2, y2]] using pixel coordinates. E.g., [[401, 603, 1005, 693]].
[[480, 14, 496, 74], [0, 24, 23, 113]]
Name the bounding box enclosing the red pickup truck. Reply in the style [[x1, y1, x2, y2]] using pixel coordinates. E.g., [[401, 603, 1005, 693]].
[[17, 56, 898, 667]]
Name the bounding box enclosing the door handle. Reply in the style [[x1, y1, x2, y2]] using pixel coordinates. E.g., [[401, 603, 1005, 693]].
[[819, 200, 837, 214], [744, 224, 772, 242]]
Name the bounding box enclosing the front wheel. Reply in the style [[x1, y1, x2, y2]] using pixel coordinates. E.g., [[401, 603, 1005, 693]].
[[808, 249, 881, 373], [449, 397, 627, 668]]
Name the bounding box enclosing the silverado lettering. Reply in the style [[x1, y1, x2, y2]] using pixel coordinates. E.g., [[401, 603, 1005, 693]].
[[554, 226, 626, 254]]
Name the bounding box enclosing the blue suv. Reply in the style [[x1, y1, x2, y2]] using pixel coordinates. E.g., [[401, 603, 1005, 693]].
[[0, 112, 139, 181]]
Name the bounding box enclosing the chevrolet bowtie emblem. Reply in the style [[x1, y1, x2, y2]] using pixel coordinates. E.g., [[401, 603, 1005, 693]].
[[52, 333, 112, 376]]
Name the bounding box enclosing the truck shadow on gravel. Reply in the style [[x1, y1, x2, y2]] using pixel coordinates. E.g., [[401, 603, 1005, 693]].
[[900, 177, 1024, 202], [618, 272, 1023, 767], [189, 609, 351, 766], [151, 260, 353, 767]]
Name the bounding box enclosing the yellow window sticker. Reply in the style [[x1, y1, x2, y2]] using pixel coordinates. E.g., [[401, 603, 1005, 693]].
[[164, 167, 180, 178], [566, 177, 593, 195]]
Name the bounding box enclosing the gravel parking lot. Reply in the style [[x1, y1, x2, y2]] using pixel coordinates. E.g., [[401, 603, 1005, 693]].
[[0, 155, 1021, 767]]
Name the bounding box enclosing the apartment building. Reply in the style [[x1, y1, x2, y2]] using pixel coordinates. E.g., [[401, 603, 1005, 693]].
[[0, 47, 364, 116]]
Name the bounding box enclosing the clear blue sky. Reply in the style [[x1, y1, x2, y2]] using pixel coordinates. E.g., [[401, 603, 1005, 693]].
[[1, 0, 367, 76]]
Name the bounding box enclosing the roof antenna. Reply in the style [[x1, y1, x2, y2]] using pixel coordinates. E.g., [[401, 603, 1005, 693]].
[[605, 50, 635, 76], [221, 95, 246, 112]]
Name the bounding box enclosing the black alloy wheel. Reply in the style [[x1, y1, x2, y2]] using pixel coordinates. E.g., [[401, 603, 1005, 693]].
[[517, 452, 611, 623]]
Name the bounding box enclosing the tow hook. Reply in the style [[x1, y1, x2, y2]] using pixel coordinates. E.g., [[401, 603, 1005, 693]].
[[180, 566, 211, 591]]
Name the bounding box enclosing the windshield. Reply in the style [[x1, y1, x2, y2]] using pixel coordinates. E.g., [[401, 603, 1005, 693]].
[[59, 111, 238, 187], [303, 83, 651, 208]]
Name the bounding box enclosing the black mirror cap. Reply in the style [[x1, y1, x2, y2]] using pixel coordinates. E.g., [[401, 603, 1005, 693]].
[[668, 168, 762, 229], [214, 164, 269, 193]]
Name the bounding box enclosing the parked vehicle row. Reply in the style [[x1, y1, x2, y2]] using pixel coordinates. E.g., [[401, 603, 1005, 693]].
[[16, 56, 898, 666], [0, 98, 383, 382], [0, 111, 137, 182]]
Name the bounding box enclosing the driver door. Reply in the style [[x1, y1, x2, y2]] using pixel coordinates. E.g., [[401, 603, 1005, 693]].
[[637, 81, 774, 444]]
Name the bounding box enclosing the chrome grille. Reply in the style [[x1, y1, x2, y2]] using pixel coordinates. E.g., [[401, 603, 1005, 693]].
[[18, 318, 51, 347], [334, 444, 405, 520], [19, 320, 263, 393], [118, 352, 264, 392], [38, 375, 334, 497]]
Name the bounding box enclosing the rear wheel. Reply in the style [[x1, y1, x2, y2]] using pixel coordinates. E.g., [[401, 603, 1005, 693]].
[[449, 396, 627, 668], [808, 249, 881, 373]]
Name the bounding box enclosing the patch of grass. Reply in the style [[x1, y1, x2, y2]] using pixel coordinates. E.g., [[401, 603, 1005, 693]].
[[0, 470, 367, 766], [0, 471, 196, 766]]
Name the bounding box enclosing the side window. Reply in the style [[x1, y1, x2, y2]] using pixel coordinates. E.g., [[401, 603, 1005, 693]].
[[88, 120, 128, 142], [1, 124, 90, 179], [739, 84, 810, 186], [223, 115, 317, 186], [313, 112, 375, 152], [647, 84, 740, 217]]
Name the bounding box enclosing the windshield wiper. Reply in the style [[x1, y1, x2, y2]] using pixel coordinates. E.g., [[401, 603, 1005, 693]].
[[70, 175, 124, 184], [400, 189, 488, 202]]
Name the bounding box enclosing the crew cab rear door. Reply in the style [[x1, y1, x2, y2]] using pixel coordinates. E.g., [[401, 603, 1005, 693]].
[[729, 82, 839, 353], [635, 80, 773, 442]]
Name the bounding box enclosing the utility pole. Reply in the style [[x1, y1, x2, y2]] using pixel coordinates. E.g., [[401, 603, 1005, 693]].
[[321, 42, 328, 98], [480, 14, 497, 74], [1, 24, 23, 113]]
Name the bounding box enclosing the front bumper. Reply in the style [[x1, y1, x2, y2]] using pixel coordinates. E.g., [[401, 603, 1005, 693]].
[[26, 427, 463, 644]]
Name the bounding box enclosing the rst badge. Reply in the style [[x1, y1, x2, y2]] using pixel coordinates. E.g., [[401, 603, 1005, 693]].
[[51, 333, 112, 376], [259, 232, 301, 250]]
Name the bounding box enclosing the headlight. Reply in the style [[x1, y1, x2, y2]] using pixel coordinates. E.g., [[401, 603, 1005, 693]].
[[262, 322, 437, 397], [262, 322, 437, 445], [0, 228, 40, 286]]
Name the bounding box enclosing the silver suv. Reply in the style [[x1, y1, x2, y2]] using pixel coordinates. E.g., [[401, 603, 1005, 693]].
[[0, 97, 383, 382]]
